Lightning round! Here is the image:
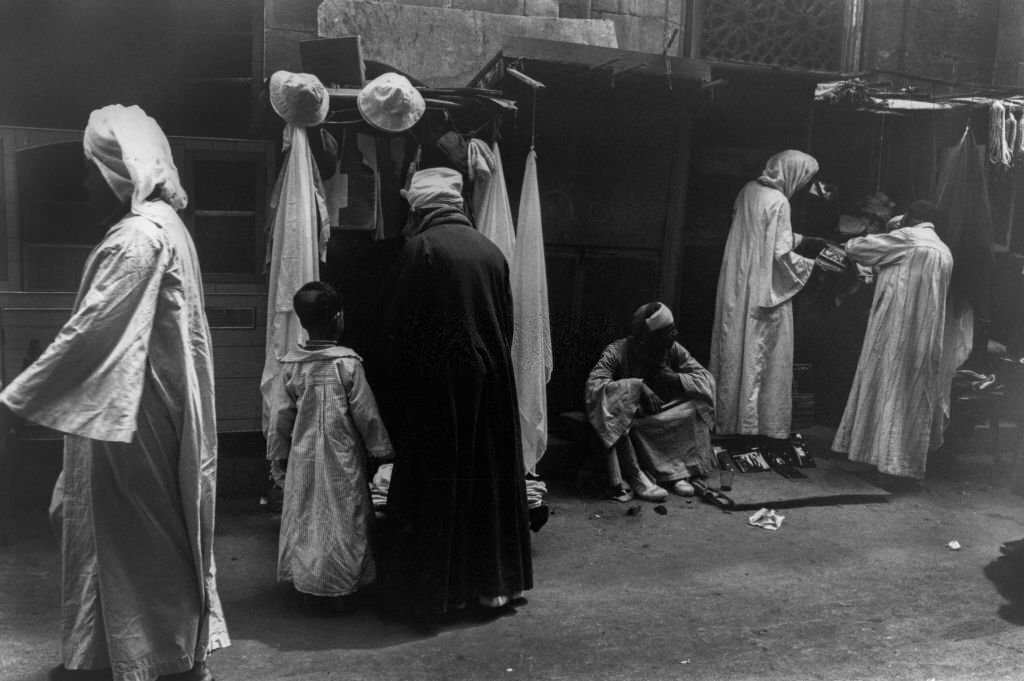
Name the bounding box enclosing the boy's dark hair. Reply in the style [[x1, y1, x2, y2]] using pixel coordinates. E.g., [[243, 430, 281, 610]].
[[905, 200, 938, 226], [293, 281, 342, 329]]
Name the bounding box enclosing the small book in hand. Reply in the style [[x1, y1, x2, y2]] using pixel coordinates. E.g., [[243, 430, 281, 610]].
[[815, 243, 848, 272]]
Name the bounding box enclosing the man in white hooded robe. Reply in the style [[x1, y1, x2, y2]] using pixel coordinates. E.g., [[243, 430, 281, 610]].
[[0, 105, 228, 681], [710, 150, 819, 439]]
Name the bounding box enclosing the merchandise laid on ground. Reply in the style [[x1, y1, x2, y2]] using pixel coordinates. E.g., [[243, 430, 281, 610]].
[[706, 433, 891, 511]]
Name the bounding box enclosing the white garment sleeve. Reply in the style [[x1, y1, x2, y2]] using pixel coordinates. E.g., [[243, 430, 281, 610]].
[[0, 221, 167, 442], [341, 358, 394, 460], [845, 229, 916, 268], [763, 199, 814, 308], [265, 368, 296, 463]]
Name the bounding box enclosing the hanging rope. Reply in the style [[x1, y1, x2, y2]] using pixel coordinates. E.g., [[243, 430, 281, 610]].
[[530, 85, 537, 151], [1007, 108, 1019, 166], [504, 61, 543, 151], [874, 114, 886, 194]]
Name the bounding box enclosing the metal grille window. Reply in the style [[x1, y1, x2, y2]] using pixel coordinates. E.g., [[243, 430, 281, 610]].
[[700, 0, 846, 71]]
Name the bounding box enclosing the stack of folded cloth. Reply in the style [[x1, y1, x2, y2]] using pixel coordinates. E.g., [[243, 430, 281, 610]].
[[525, 478, 547, 509], [525, 477, 549, 532], [369, 462, 393, 510]]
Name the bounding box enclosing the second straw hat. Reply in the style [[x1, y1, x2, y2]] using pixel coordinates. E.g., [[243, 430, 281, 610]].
[[357, 73, 426, 133], [269, 70, 330, 128]]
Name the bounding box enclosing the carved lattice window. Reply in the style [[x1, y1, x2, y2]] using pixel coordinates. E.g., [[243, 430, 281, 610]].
[[700, 0, 846, 71]]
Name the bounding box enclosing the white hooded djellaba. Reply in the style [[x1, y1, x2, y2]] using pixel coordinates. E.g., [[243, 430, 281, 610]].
[[0, 105, 228, 680], [709, 150, 818, 439]]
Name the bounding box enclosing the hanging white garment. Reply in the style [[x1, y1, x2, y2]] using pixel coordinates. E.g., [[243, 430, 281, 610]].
[[939, 302, 974, 421], [473, 140, 515, 263], [261, 124, 327, 434], [709, 181, 814, 438], [511, 149, 552, 473]]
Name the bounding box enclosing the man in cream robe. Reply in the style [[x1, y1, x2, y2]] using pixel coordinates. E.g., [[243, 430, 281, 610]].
[[710, 150, 819, 439], [833, 202, 953, 479], [0, 106, 228, 680]]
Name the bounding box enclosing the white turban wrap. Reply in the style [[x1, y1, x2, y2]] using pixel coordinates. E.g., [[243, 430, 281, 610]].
[[83, 104, 187, 213], [630, 302, 674, 337], [758, 149, 819, 199], [401, 167, 464, 211], [643, 303, 674, 331]]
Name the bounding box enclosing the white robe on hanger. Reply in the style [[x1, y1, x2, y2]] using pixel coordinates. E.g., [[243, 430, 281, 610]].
[[511, 149, 552, 473], [261, 124, 328, 434]]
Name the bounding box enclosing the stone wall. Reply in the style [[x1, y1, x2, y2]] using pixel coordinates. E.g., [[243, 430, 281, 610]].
[[861, 0, 1000, 84], [569, 0, 685, 55], [263, 0, 321, 76], [993, 0, 1024, 87], [317, 0, 618, 87], [262, 0, 683, 83]]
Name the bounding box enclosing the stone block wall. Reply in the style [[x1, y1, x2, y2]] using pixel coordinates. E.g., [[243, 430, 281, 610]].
[[993, 0, 1024, 87], [861, 0, 1000, 84], [263, 0, 321, 77], [318, 0, 617, 87], [563, 0, 685, 54], [262, 0, 685, 82]]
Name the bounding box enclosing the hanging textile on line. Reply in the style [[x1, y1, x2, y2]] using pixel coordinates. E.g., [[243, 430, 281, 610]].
[[511, 149, 552, 474], [989, 100, 1014, 168], [471, 139, 515, 263], [260, 123, 328, 433]]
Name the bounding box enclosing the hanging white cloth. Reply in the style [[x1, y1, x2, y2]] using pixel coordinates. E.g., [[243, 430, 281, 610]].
[[940, 302, 974, 420], [261, 124, 328, 434], [511, 149, 552, 473], [473, 140, 515, 263]]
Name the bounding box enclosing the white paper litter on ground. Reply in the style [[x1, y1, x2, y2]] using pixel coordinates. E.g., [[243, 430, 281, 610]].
[[748, 507, 786, 531]]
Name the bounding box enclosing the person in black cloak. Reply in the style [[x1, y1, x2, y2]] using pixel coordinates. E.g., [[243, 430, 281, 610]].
[[378, 166, 532, 625]]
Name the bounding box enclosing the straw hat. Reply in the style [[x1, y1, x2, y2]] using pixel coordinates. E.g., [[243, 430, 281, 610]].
[[357, 73, 425, 133], [269, 70, 330, 127]]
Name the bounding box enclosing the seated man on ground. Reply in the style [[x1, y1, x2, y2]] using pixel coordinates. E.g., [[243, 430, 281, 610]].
[[585, 302, 717, 502]]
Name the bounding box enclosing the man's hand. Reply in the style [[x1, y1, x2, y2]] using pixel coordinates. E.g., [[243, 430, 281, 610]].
[[647, 369, 681, 396], [639, 384, 664, 414], [269, 459, 287, 488], [795, 235, 828, 258]]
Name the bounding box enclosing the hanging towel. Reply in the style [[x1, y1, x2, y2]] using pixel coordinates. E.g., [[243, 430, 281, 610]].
[[474, 140, 515, 263], [260, 123, 326, 434], [467, 138, 495, 219], [988, 101, 1012, 168], [511, 149, 553, 473]]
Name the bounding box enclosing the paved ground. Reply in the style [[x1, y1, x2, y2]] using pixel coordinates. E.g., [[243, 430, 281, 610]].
[[3, 430, 1024, 681]]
